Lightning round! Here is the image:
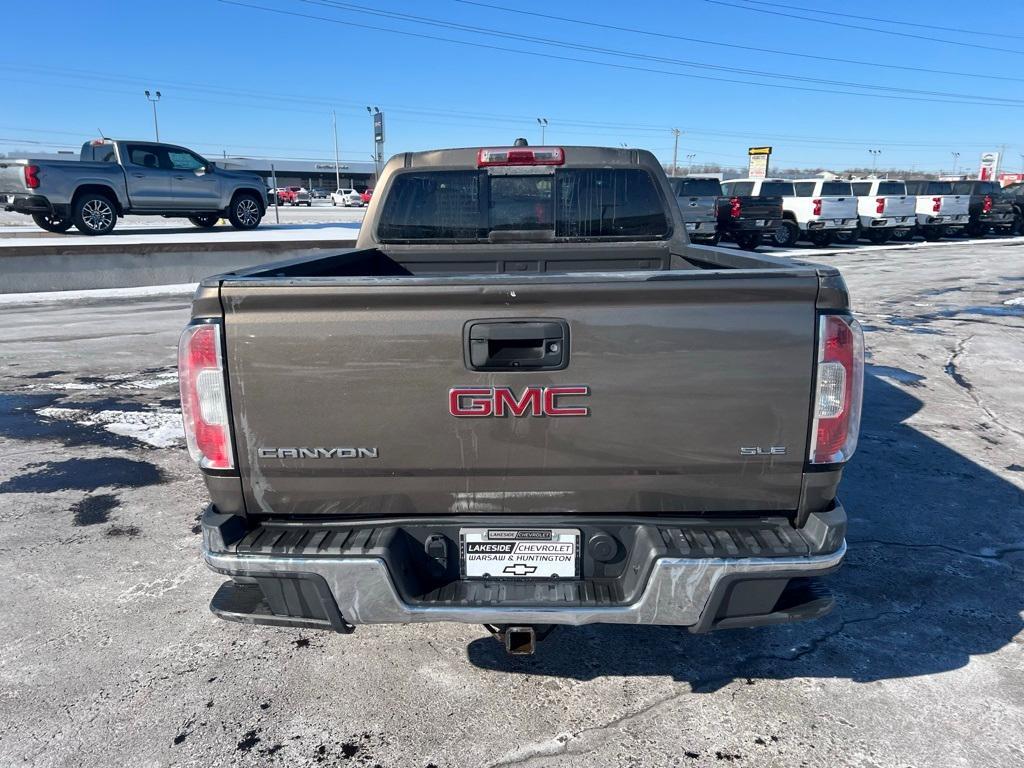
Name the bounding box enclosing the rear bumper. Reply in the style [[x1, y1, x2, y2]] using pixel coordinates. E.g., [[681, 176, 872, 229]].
[[201, 505, 847, 633], [3, 194, 62, 215], [722, 218, 781, 232], [803, 218, 858, 231], [860, 215, 915, 229]]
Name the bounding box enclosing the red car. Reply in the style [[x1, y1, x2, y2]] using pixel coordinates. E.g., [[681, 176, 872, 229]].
[[360, 189, 373, 204], [277, 186, 312, 206]]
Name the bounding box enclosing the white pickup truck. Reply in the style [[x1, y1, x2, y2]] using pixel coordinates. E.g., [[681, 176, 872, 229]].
[[903, 180, 969, 241], [843, 179, 917, 244], [747, 178, 858, 247]]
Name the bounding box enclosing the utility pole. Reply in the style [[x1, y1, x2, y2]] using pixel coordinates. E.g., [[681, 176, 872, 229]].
[[537, 117, 548, 144], [332, 110, 341, 192], [671, 128, 681, 177], [144, 90, 161, 141]]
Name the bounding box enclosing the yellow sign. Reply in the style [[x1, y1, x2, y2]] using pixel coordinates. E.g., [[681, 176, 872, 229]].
[[748, 146, 773, 156], [748, 146, 772, 179]]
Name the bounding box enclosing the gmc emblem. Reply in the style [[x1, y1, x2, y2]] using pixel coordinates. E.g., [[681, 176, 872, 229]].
[[449, 386, 590, 417]]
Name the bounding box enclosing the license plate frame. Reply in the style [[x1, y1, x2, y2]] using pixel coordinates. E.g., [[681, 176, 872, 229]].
[[460, 528, 580, 580]]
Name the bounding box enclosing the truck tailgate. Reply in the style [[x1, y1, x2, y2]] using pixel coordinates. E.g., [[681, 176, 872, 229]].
[[221, 273, 819, 517], [0, 161, 27, 196]]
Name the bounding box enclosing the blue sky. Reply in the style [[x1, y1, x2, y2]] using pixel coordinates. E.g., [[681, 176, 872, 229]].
[[3, 0, 1023, 174]]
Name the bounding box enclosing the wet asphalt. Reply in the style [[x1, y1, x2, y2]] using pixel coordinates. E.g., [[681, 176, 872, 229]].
[[0, 237, 1022, 767]]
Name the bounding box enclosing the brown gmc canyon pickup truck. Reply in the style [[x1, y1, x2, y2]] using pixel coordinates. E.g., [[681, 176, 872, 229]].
[[181, 144, 863, 655]]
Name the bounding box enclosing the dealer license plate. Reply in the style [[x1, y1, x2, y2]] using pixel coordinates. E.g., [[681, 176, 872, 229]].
[[460, 528, 580, 579]]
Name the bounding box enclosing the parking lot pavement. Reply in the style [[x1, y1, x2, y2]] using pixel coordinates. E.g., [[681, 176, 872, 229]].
[[0, 238, 1022, 767]]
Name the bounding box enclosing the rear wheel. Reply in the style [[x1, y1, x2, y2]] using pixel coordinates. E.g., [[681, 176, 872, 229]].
[[866, 228, 890, 244], [965, 220, 988, 238], [31, 212, 73, 233], [808, 230, 834, 247], [1011, 211, 1024, 235], [770, 220, 799, 247], [71, 192, 117, 236], [834, 227, 858, 244], [188, 214, 219, 229], [922, 227, 944, 241], [735, 231, 761, 251], [228, 193, 263, 230]]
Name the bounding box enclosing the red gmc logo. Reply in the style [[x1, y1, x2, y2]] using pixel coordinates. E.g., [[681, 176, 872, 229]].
[[449, 386, 590, 417]]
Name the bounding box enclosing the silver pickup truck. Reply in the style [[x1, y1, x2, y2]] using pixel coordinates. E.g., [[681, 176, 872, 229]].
[[0, 139, 268, 235], [183, 144, 863, 655]]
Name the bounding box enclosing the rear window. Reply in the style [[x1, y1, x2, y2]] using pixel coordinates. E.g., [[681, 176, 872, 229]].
[[953, 181, 999, 195], [723, 181, 754, 196], [793, 182, 815, 197], [821, 182, 852, 195], [760, 181, 795, 196], [672, 178, 722, 196], [877, 181, 906, 195], [377, 168, 669, 242], [851, 182, 871, 196], [923, 181, 953, 194]]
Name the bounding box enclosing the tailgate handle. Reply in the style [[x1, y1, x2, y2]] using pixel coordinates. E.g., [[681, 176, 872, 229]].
[[465, 319, 569, 371]]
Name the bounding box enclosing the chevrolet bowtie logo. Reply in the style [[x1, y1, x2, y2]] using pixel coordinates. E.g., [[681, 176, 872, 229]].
[[502, 564, 538, 576]]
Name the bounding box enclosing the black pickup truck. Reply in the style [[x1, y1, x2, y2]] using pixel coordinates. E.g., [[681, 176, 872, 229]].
[[952, 180, 1015, 237], [718, 179, 785, 250]]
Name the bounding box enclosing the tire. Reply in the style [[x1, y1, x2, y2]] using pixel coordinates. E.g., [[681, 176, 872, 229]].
[[922, 227, 943, 241], [31, 212, 73, 233], [227, 193, 263, 230], [332, 200, 337, 206], [965, 220, 987, 238], [188, 214, 219, 229], [71, 192, 117, 235], [866, 228, 890, 245], [808, 230, 834, 247], [1011, 211, 1024, 235], [769, 220, 799, 248], [834, 228, 858, 244], [305, 201, 312, 207], [735, 232, 761, 251]]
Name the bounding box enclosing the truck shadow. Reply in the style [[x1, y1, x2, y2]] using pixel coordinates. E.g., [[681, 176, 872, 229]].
[[465, 375, 1024, 689]]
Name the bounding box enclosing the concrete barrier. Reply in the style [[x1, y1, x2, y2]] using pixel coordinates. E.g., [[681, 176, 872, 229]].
[[0, 238, 357, 293]]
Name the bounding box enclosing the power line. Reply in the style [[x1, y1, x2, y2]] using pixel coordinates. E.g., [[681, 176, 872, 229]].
[[217, 1, 1024, 108], [732, 0, 1024, 41], [295, 0, 1024, 104], [454, 0, 1024, 85], [705, 0, 1024, 55]]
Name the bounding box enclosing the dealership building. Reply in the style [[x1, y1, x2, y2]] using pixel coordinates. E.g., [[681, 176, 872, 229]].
[[212, 156, 379, 191]]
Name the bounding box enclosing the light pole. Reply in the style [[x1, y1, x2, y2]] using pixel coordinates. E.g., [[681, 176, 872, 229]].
[[868, 148, 881, 172], [366, 106, 382, 183], [332, 110, 341, 192], [686, 153, 696, 174], [144, 90, 161, 141], [671, 128, 681, 177], [951, 152, 960, 176], [537, 117, 548, 144]]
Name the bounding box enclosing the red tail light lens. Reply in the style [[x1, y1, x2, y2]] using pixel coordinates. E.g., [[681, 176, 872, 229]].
[[729, 196, 741, 218], [809, 315, 864, 465], [875, 197, 885, 214], [812, 198, 822, 216], [477, 147, 565, 167], [932, 196, 942, 212], [982, 194, 993, 213], [178, 323, 234, 470], [24, 165, 40, 189]]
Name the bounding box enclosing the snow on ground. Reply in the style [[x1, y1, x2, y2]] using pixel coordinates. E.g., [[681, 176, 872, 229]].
[[35, 406, 183, 448], [0, 283, 199, 305], [1005, 297, 1024, 306]]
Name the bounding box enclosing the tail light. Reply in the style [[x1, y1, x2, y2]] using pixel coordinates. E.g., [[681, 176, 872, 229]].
[[812, 198, 822, 216], [809, 315, 864, 465], [875, 197, 885, 214], [24, 165, 40, 189], [982, 194, 993, 213], [477, 147, 565, 167], [729, 196, 741, 218], [178, 323, 234, 470], [932, 197, 942, 212]]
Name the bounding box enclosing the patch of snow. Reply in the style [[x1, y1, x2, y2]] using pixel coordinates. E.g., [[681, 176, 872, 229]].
[[45, 382, 102, 391], [1004, 297, 1024, 306], [0, 283, 198, 305], [36, 407, 183, 448]]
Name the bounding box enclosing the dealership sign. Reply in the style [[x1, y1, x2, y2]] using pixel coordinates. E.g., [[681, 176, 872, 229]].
[[979, 152, 999, 180], [748, 146, 772, 179]]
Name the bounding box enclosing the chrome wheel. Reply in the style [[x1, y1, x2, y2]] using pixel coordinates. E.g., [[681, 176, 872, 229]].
[[772, 223, 789, 246], [82, 199, 113, 231], [236, 198, 260, 227]]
